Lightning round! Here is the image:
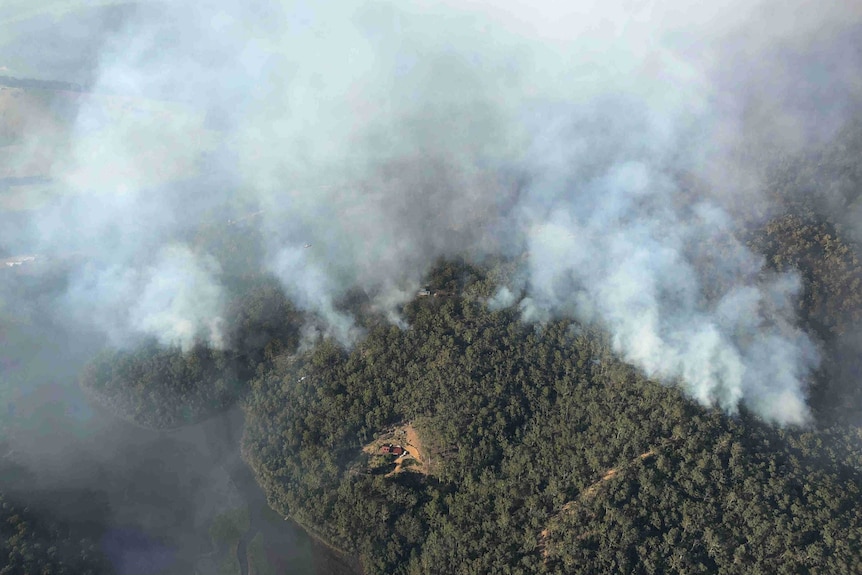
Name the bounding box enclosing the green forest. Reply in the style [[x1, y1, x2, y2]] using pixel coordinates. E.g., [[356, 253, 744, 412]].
[[0, 453, 111, 575], [0, 493, 109, 575], [238, 268, 862, 574], [2, 3, 862, 572], [6, 103, 862, 575], [78, 276, 302, 429]]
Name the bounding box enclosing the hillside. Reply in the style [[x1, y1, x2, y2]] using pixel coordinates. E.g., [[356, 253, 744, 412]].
[[240, 272, 862, 574], [67, 144, 862, 571], [5, 2, 862, 574]]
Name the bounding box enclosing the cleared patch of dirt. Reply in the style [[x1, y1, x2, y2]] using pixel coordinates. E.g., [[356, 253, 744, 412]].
[[399, 425, 427, 473], [362, 423, 430, 476]]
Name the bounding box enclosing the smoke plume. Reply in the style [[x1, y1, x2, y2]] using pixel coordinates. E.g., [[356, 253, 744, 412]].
[[4, 0, 862, 423]]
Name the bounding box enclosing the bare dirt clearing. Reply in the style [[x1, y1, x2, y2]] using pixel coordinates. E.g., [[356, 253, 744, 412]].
[[362, 423, 430, 477]]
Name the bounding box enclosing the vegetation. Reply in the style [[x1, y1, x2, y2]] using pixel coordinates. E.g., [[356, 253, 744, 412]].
[[78, 275, 303, 429], [69, 120, 862, 574], [0, 75, 85, 92], [240, 263, 862, 575], [750, 215, 862, 338], [209, 507, 250, 550], [0, 455, 112, 575], [0, 492, 111, 575], [747, 118, 862, 421], [79, 340, 242, 429], [74, 207, 862, 573]]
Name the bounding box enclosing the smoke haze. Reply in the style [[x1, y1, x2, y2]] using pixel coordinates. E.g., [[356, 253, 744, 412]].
[[4, 0, 862, 424]]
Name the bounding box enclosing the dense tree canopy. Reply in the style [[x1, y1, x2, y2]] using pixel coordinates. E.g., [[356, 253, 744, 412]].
[[80, 340, 242, 429], [78, 274, 303, 430], [0, 492, 111, 575], [70, 118, 862, 574], [241, 266, 862, 575], [750, 215, 862, 339], [0, 454, 112, 575]]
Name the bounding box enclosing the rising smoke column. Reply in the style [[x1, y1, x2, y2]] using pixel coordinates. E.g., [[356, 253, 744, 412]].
[[10, 0, 861, 422], [515, 136, 820, 424], [484, 0, 857, 424]]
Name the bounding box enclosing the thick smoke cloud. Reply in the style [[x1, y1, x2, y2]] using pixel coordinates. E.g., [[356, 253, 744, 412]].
[[62, 245, 226, 350], [6, 0, 862, 424]]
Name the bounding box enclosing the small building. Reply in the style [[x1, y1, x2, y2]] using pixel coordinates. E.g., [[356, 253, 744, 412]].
[[380, 444, 405, 456]]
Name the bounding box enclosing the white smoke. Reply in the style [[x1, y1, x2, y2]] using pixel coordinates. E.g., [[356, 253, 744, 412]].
[[128, 245, 226, 350], [7, 0, 861, 423], [268, 245, 359, 346], [63, 245, 225, 351], [516, 161, 819, 424]]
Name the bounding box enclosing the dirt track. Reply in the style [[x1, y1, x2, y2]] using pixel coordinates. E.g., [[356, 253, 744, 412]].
[[540, 448, 658, 558]]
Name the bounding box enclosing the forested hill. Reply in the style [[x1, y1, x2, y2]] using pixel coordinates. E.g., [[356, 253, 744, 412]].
[[69, 205, 862, 573], [78, 277, 302, 429], [0, 456, 112, 575], [70, 120, 862, 574], [241, 267, 862, 575], [750, 118, 862, 421]]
